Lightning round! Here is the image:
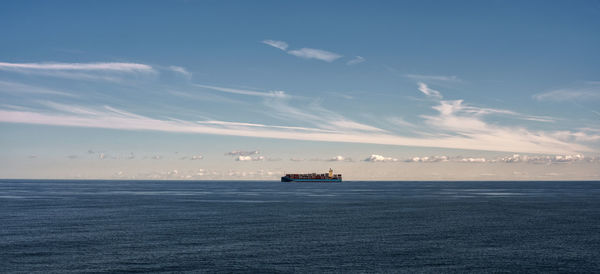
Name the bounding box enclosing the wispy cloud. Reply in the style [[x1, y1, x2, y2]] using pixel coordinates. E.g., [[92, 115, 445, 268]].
[[262, 40, 289, 51], [264, 95, 387, 133], [0, 61, 156, 82], [418, 82, 442, 99], [0, 61, 155, 73], [405, 74, 461, 82], [0, 80, 76, 97], [194, 84, 287, 98], [0, 104, 591, 154], [533, 83, 600, 101], [346, 56, 366, 65], [287, 48, 342, 62], [199, 120, 333, 133], [262, 40, 342, 62], [168, 66, 191, 77]]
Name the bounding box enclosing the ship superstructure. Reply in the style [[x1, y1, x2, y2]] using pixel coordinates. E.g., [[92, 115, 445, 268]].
[[281, 168, 342, 182]]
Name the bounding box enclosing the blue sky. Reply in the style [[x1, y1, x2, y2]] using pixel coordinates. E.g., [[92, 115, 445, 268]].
[[1, 0, 599, 180]]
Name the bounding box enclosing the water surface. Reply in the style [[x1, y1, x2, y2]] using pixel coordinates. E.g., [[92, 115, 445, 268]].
[[1, 180, 599, 272]]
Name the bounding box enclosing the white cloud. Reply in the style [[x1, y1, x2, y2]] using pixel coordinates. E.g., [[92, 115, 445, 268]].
[[190, 155, 203, 160], [418, 96, 580, 153], [346, 56, 366, 65], [364, 154, 398, 162], [0, 102, 591, 154], [262, 40, 342, 62], [0, 61, 156, 82], [329, 120, 387, 132], [262, 40, 289, 51], [496, 154, 587, 164], [328, 155, 352, 162], [264, 95, 386, 133], [405, 74, 461, 82], [418, 82, 442, 99], [236, 155, 264, 161], [386, 117, 417, 128], [552, 130, 600, 143], [227, 150, 259, 156], [198, 120, 333, 133], [458, 157, 486, 163], [0, 79, 593, 155], [0, 80, 76, 97], [194, 84, 287, 98], [0, 61, 154, 73], [168, 66, 191, 77], [287, 48, 342, 62], [405, 156, 449, 163], [533, 83, 600, 102]]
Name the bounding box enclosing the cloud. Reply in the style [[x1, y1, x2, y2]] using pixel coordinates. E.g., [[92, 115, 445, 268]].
[[194, 84, 287, 98], [0, 61, 156, 82], [497, 154, 587, 164], [199, 120, 332, 133], [552, 130, 600, 143], [346, 56, 366, 65], [0, 80, 76, 97], [287, 48, 342, 62], [418, 82, 442, 99], [0, 101, 592, 154], [262, 40, 343, 62], [386, 117, 417, 128], [262, 40, 289, 51], [168, 66, 191, 77], [400, 154, 598, 164], [236, 155, 264, 161], [533, 83, 600, 102], [227, 150, 259, 156], [264, 95, 386, 133], [364, 154, 398, 162], [405, 156, 449, 163], [458, 157, 486, 163], [180, 155, 203, 160], [0, 79, 593, 155], [328, 155, 352, 162], [405, 74, 461, 82], [0, 61, 154, 73]]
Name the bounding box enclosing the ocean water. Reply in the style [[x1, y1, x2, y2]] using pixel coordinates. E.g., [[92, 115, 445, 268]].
[[1, 180, 599, 273]]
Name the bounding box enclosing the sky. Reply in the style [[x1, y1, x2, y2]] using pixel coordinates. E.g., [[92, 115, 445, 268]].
[[1, 0, 599, 180]]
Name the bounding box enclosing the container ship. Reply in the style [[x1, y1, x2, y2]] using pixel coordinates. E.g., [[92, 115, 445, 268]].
[[281, 168, 342, 183]]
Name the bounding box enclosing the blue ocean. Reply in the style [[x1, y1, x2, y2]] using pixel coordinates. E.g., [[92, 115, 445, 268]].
[[1, 180, 599, 273]]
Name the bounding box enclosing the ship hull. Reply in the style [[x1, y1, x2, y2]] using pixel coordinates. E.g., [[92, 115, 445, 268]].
[[281, 176, 342, 183]]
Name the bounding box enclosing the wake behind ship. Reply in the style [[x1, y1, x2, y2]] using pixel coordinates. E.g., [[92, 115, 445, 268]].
[[281, 168, 342, 183]]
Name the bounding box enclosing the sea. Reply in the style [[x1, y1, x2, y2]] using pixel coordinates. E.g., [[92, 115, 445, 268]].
[[1, 180, 599, 273]]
